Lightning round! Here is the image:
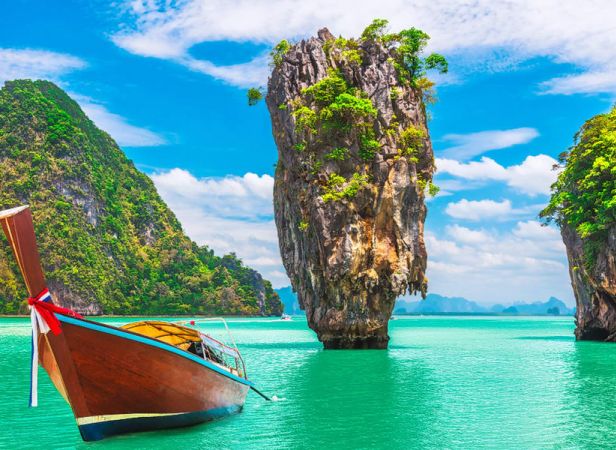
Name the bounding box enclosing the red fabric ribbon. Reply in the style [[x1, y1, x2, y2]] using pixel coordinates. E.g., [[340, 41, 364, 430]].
[[28, 289, 83, 335]]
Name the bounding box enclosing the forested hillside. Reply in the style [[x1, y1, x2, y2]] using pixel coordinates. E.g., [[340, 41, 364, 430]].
[[0, 80, 282, 316]]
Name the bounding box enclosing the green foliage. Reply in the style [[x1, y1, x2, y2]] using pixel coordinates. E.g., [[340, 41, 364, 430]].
[[399, 125, 426, 156], [302, 69, 348, 106], [0, 80, 283, 316], [293, 142, 307, 152], [247, 88, 263, 106], [415, 77, 437, 105], [390, 87, 401, 100], [298, 220, 309, 232], [271, 39, 291, 67], [395, 29, 448, 85], [325, 147, 350, 161], [341, 49, 362, 65], [358, 132, 380, 160], [541, 106, 616, 269], [292, 106, 317, 133], [425, 54, 448, 73], [361, 19, 389, 41], [278, 103, 287, 110], [295, 70, 377, 140], [359, 19, 448, 87], [322, 173, 370, 202], [322, 92, 377, 128], [428, 182, 440, 197]]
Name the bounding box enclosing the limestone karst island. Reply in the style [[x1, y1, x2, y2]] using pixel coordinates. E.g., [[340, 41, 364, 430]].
[[0, 3, 615, 449]]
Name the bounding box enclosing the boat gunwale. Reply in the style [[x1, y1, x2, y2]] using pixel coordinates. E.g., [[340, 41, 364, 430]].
[[55, 314, 254, 387]]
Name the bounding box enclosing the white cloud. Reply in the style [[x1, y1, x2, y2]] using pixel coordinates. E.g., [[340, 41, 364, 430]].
[[541, 70, 616, 96], [423, 221, 572, 304], [445, 199, 516, 221], [436, 154, 559, 196], [438, 128, 539, 160], [77, 97, 166, 147], [113, 0, 616, 94], [150, 168, 288, 287], [180, 55, 269, 88], [444, 197, 546, 221], [0, 48, 86, 84]]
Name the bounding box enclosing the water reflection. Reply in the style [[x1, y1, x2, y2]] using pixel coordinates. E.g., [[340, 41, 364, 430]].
[[562, 340, 616, 448]]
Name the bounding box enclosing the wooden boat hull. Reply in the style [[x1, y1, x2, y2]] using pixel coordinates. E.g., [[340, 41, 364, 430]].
[[38, 315, 251, 441]]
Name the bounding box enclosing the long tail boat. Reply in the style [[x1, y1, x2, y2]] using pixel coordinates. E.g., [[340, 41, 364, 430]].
[[0, 205, 256, 441]]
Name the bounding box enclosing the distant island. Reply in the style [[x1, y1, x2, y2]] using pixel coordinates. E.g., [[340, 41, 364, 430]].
[[276, 288, 574, 316]]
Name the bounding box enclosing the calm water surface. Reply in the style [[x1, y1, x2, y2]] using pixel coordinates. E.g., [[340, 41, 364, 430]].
[[1, 316, 616, 449]]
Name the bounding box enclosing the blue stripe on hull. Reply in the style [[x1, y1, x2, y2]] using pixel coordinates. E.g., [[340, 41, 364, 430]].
[[78, 405, 243, 441]]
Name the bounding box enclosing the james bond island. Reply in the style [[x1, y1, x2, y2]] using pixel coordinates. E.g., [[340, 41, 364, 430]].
[[541, 106, 616, 341], [263, 21, 447, 348]]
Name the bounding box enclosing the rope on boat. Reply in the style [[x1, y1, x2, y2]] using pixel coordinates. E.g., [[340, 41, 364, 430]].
[[250, 385, 272, 401]]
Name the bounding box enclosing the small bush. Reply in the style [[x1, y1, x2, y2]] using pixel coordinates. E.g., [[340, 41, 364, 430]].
[[293, 107, 317, 133], [322, 172, 370, 202], [247, 88, 263, 106], [293, 142, 307, 152], [271, 40, 291, 67], [400, 125, 425, 156], [428, 182, 440, 197], [359, 133, 380, 160], [361, 19, 389, 41], [325, 147, 350, 161]]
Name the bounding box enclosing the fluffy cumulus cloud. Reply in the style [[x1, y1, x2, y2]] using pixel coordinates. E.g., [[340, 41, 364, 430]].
[[150, 168, 289, 287], [445, 199, 516, 221], [423, 221, 572, 305], [438, 128, 539, 160], [0, 48, 86, 83], [114, 0, 616, 93], [436, 154, 559, 196]]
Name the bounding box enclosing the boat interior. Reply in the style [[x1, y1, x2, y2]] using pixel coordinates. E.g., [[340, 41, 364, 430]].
[[120, 321, 245, 378]]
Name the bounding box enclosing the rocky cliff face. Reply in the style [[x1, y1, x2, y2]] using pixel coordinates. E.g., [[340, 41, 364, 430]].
[[0, 80, 282, 316], [542, 105, 615, 341], [562, 225, 616, 340], [266, 28, 437, 348]]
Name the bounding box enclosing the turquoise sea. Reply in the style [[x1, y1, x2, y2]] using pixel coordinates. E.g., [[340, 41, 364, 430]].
[[1, 316, 616, 449]]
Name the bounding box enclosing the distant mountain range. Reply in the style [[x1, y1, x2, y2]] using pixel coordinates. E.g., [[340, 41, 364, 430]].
[[275, 288, 575, 316], [395, 294, 574, 315]]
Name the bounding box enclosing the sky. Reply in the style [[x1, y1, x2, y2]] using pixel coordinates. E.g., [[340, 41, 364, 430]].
[[1, 0, 615, 306]]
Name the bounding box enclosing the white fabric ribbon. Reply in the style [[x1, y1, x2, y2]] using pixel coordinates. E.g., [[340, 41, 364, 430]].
[[29, 291, 52, 408]]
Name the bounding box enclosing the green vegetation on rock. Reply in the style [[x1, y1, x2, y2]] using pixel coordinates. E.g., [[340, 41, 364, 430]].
[[247, 87, 263, 106], [359, 19, 448, 86], [541, 105, 616, 269], [0, 80, 282, 316], [324, 147, 350, 161], [270, 39, 291, 67], [276, 21, 444, 205], [322, 173, 370, 203]]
